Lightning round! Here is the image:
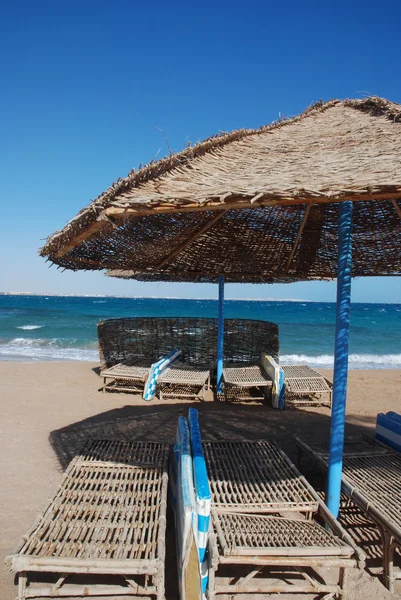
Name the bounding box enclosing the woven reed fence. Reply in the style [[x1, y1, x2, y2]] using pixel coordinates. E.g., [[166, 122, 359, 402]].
[[98, 317, 279, 370]]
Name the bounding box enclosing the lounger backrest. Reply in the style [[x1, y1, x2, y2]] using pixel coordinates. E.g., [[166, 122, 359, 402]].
[[188, 409, 211, 596], [260, 353, 285, 409]]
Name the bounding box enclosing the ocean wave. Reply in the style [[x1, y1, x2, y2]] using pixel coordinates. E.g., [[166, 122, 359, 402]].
[[16, 325, 43, 330], [1, 337, 400, 368], [0, 338, 98, 361], [281, 353, 401, 370]]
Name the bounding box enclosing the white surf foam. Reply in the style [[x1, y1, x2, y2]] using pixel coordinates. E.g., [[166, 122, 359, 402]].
[[0, 338, 98, 361], [1, 338, 400, 368], [16, 325, 43, 330], [281, 353, 401, 370]]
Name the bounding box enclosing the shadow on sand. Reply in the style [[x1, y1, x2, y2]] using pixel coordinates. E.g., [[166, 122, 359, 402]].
[[49, 399, 374, 471]]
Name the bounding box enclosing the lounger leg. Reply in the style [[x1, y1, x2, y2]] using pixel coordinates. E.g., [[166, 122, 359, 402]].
[[203, 375, 211, 401], [383, 531, 395, 593], [337, 567, 347, 599], [156, 561, 165, 600], [17, 571, 27, 600], [207, 556, 216, 600], [51, 574, 67, 593]]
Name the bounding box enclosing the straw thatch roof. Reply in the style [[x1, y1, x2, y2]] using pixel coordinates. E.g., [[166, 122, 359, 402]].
[[40, 96, 401, 283]]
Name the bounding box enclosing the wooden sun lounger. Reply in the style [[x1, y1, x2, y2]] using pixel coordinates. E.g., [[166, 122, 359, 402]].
[[6, 440, 169, 600], [203, 440, 364, 598], [102, 360, 211, 400], [102, 361, 151, 393], [222, 365, 272, 401], [158, 362, 211, 401], [282, 364, 333, 407], [294, 436, 401, 592]]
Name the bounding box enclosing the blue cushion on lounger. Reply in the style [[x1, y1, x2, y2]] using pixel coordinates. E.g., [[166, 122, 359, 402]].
[[376, 412, 401, 452]]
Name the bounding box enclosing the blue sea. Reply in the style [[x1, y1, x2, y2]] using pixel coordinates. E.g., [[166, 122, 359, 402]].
[[1, 295, 401, 369]]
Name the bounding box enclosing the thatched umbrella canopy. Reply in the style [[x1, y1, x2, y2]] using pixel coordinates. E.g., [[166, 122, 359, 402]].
[[41, 97, 401, 282]]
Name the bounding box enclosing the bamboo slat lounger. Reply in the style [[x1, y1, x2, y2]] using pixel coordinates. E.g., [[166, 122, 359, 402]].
[[158, 362, 211, 401], [222, 365, 272, 401], [102, 360, 211, 400], [202, 440, 364, 598], [102, 361, 151, 393], [294, 436, 401, 592], [6, 440, 169, 600], [282, 365, 333, 407]]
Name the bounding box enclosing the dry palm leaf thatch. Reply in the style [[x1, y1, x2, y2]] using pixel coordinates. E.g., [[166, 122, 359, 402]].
[[40, 96, 401, 282]]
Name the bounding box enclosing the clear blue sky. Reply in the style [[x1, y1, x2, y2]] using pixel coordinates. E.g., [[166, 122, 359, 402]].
[[1, 0, 401, 302]]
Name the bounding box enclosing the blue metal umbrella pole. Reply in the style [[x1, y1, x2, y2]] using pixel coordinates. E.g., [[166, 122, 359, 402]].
[[216, 276, 225, 393], [326, 201, 353, 518]]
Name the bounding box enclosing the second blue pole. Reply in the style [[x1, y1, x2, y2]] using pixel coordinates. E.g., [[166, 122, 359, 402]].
[[217, 276, 225, 393]]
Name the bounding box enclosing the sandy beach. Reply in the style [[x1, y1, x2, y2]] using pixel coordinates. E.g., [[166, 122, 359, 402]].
[[1, 360, 400, 599]]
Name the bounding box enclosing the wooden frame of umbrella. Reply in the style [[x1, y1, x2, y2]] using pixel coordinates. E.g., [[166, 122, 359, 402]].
[[39, 97, 401, 518]]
